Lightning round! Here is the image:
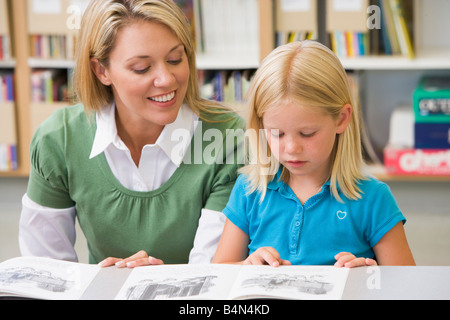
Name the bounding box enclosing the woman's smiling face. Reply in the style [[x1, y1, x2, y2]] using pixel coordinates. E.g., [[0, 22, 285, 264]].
[[94, 20, 190, 131]]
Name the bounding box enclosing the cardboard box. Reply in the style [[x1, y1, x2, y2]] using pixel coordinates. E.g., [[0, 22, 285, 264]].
[[384, 146, 450, 176]]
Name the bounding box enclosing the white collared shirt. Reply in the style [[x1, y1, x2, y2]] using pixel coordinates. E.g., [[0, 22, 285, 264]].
[[90, 103, 196, 191], [19, 104, 225, 263]]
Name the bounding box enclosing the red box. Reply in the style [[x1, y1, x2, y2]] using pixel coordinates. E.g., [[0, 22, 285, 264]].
[[384, 146, 450, 176]]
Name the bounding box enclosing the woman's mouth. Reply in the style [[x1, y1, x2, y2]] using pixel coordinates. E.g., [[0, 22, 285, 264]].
[[148, 91, 176, 103]]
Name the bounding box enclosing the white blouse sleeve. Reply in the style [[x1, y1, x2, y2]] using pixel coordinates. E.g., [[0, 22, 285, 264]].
[[19, 194, 78, 262], [188, 208, 226, 264]]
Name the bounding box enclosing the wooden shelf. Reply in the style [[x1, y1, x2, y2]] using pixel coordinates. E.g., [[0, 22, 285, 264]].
[[368, 165, 450, 182], [341, 48, 450, 71]]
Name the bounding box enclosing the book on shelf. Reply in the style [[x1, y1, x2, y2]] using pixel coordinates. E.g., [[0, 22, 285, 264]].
[[29, 34, 76, 60], [384, 146, 450, 176], [327, 0, 414, 59], [0, 256, 349, 300], [196, 0, 259, 59], [0, 0, 11, 61], [27, 0, 83, 60], [0, 71, 18, 171], [275, 0, 318, 46], [0, 35, 11, 61], [31, 69, 71, 103], [0, 72, 14, 102], [384, 102, 450, 176]]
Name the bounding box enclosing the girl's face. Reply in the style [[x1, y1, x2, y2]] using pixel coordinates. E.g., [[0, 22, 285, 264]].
[[92, 20, 190, 133], [262, 99, 351, 184]]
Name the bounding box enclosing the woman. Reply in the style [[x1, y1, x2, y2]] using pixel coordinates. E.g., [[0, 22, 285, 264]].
[[19, 0, 243, 265]]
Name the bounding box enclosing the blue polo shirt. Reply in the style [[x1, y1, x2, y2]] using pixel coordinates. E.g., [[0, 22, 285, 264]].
[[223, 171, 406, 265]]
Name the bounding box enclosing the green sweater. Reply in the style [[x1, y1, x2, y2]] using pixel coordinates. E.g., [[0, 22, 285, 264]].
[[27, 104, 244, 264]]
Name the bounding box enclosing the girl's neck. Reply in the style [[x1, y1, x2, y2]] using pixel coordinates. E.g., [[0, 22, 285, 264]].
[[287, 169, 330, 205]]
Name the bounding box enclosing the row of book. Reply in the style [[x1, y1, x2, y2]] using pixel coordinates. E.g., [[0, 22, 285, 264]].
[[0, 144, 18, 172], [330, 31, 369, 58], [0, 72, 14, 102], [329, 0, 414, 59], [199, 69, 254, 104], [29, 34, 77, 60], [177, 0, 259, 58], [31, 69, 71, 103], [275, 31, 317, 48], [0, 35, 11, 61]]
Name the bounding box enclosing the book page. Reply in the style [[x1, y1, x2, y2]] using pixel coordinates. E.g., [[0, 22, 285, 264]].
[[228, 265, 350, 300], [115, 264, 241, 300], [0, 257, 100, 300]]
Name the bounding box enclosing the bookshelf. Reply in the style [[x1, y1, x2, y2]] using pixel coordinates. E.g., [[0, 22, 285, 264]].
[[0, 0, 274, 177], [1, 0, 449, 182]]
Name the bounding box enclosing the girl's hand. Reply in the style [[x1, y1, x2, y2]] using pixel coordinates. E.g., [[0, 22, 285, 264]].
[[243, 247, 291, 267], [334, 252, 377, 268], [98, 250, 164, 268]]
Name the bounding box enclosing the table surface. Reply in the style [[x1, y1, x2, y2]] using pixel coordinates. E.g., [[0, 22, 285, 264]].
[[342, 266, 450, 300], [80, 265, 450, 300]]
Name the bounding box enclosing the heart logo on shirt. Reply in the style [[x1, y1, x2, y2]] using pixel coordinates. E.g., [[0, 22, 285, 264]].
[[337, 210, 347, 220]]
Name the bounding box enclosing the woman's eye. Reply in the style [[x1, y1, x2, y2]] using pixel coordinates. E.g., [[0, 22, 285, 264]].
[[168, 59, 182, 65], [133, 67, 150, 74]]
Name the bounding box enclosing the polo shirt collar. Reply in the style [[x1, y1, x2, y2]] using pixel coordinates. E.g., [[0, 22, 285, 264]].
[[89, 103, 198, 167], [266, 166, 334, 192]]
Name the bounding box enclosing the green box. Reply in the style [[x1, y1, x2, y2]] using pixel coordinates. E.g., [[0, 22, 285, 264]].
[[413, 76, 450, 123]]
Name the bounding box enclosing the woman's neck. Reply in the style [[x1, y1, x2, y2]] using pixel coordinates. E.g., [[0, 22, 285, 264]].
[[115, 111, 164, 167]]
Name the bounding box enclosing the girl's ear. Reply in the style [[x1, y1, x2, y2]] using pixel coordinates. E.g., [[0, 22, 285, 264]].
[[90, 58, 112, 86], [336, 104, 353, 134]]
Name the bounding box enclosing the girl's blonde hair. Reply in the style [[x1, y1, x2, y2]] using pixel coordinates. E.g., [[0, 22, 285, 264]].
[[73, 0, 222, 120], [241, 40, 366, 202]]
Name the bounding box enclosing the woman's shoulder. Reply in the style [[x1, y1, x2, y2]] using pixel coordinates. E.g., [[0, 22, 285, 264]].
[[200, 108, 246, 131], [31, 103, 92, 147]]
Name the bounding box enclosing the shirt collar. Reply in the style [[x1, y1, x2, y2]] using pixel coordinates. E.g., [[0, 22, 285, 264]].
[[266, 166, 334, 191], [89, 103, 198, 167]]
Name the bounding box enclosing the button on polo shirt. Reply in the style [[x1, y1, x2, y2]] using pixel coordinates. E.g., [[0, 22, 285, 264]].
[[223, 170, 406, 265]]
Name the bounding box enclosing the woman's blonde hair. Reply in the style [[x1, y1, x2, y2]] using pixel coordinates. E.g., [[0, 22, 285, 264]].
[[73, 0, 222, 119], [241, 40, 367, 202]]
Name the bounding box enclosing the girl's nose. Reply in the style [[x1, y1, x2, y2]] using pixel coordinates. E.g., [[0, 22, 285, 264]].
[[284, 137, 302, 154]]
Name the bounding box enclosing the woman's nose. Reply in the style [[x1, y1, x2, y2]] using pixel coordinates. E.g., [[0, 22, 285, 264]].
[[154, 65, 175, 87]]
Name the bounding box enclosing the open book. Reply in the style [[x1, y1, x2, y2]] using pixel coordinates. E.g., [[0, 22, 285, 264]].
[[0, 257, 349, 300]]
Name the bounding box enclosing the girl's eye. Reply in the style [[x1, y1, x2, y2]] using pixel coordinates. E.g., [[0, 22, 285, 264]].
[[133, 67, 150, 74], [270, 130, 284, 138], [301, 131, 316, 138]]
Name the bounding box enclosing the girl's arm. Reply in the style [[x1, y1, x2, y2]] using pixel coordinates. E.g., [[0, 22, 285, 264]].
[[372, 221, 415, 265], [335, 222, 416, 267], [213, 219, 291, 266], [212, 218, 249, 264]]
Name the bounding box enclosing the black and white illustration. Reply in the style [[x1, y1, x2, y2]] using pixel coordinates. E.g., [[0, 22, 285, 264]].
[[239, 273, 334, 295], [0, 267, 75, 293], [0, 257, 100, 300], [124, 275, 218, 300]]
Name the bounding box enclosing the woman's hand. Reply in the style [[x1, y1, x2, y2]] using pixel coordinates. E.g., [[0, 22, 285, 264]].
[[98, 250, 164, 268], [243, 247, 291, 267], [334, 252, 377, 268]]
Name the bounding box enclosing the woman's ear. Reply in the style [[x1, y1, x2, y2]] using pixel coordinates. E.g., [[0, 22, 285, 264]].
[[90, 58, 112, 86], [336, 104, 353, 134]]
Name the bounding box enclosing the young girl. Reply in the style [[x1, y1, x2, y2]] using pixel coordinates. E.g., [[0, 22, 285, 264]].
[[213, 41, 415, 268]]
